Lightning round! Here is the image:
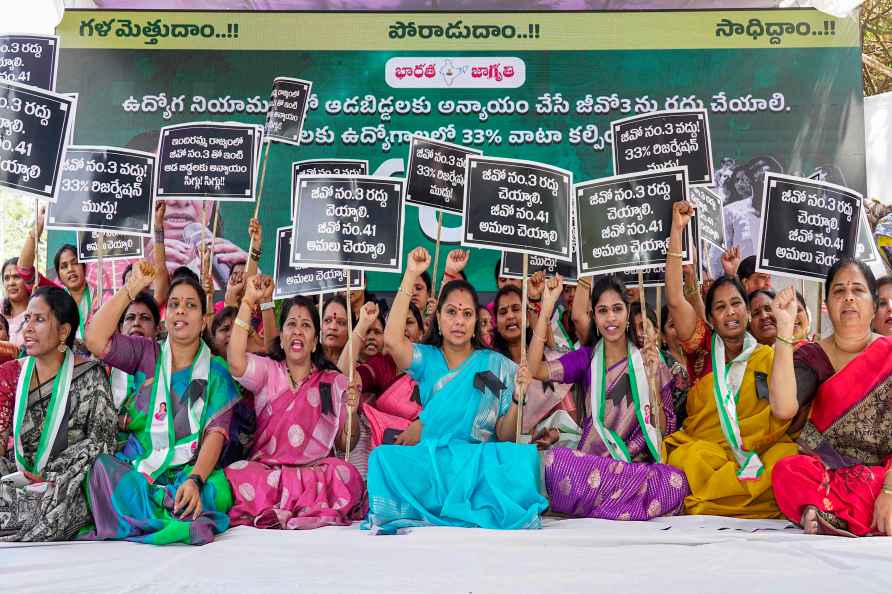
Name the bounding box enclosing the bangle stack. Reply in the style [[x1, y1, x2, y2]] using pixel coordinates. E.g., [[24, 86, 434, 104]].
[[396, 286, 413, 299], [249, 247, 262, 262], [775, 335, 795, 347], [233, 317, 251, 332], [259, 301, 275, 312], [666, 250, 685, 259]]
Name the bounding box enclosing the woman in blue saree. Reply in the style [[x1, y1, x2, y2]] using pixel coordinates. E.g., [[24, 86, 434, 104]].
[[363, 247, 548, 533]]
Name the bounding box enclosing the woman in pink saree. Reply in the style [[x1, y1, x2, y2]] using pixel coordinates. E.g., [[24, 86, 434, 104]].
[[224, 276, 364, 530]]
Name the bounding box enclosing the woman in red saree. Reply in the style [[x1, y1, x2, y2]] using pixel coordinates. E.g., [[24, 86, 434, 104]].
[[769, 258, 892, 537]]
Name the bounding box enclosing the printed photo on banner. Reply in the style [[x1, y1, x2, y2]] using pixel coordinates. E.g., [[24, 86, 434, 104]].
[[155, 121, 263, 201], [575, 167, 692, 277], [0, 80, 74, 201], [291, 159, 368, 217], [405, 135, 481, 214], [77, 230, 144, 262], [290, 175, 405, 273], [0, 34, 60, 92], [757, 172, 862, 282], [273, 226, 364, 299], [462, 155, 572, 261], [46, 146, 155, 236], [610, 108, 714, 186], [264, 77, 313, 146]]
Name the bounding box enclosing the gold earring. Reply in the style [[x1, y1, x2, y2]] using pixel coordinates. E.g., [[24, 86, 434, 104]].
[[58, 339, 66, 352]]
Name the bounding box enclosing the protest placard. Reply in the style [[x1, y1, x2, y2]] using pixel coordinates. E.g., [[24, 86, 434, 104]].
[[690, 186, 726, 251], [47, 146, 154, 236], [274, 226, 365, 299], [290, 175, 405, 273], [757, 173, 861, 281], [291, 159, 368, 216], [77, 230, 144, 262], [611, 109, 714, 186], [575, 167, 692, 277], [155, 122, 262, 201], [0, 34, 59, 91], [463, 156, 572, 261], [0, 80, 74, 200], [264, 77, 312, 146], [500, 251, 578, 284], [405, 136, 481, 214]]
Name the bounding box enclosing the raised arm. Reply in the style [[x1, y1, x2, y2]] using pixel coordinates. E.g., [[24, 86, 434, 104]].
[[384, 247, 430, 371], [228, 274, 265, 378], [257, 274, 278, 354], [244, 218, 262, 279], [768, 287, 800, 420], [496, 363, 531, 442], [439, 249, 469, 296], [571, 276, 592, 342], [682, 263, 707, 323], [19, 205, 45, 271], [529, 274, 563, 381], [666, 201, 699, 342], [151, 202, 170, 304], [337, 301, 378, 376], [84, 261, 155, 357]]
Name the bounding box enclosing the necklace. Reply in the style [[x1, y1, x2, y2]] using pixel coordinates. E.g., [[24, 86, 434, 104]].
[[286, 364, 312, 390]]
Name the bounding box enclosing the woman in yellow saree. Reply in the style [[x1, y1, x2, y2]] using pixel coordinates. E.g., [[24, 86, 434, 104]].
[[662, 201, 796, 518]]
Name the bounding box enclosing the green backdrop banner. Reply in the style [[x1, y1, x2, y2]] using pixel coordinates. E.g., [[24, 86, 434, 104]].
[[51, 9, 865, 292]]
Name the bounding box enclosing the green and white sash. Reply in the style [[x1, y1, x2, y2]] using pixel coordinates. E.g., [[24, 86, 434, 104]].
[[133, 340, 211, 479], [109, 367, 134, 411], [66, 287, 92, 340], [550, 305, 574, 353], [13, 348, 74, 475], [589, 340, 662, 463], [711, 331, 762, 480]]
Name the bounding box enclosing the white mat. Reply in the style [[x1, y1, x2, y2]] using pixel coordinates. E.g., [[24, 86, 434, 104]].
[[3, 516, 892, 594]]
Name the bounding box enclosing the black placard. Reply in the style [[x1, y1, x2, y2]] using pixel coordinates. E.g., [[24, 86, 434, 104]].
[[77, 231, 144, 262], [274, 227, 364, 299], [47, 147, 155, 236], [500, 252, 578, 285], [690, 186, 726, 251], [0, 80, 73, 201], [611, 109, 714, 186], [290, 175, 405, 273], [0, 34, 59, 91], [291, 159, 368, 216], [155, 122, 261, 201], [405, 136, 481, 214], [265, 77, 312, 146], [575, 168, 692, 277], [757, 173, 861, 282], [462, 156, 572, 261]]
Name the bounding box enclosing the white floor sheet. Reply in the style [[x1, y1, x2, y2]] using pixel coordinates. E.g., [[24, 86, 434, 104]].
[[4, 515, 892, 593]]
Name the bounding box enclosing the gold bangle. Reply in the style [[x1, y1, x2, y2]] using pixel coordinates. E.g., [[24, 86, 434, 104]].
[[532, 329, 548, 343], [775, 335, 795, 347], [123, 284, 135, 301], [233, 317, 251, 332], [396, 286, 413, 299], [666, 251, 685, 259], [883, 487, 892, 496]]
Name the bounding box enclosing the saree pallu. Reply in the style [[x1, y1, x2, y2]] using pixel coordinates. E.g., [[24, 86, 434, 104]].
[[665, 346, 796, 518], [364, 345, 547, 533], [80, 356, 239, 545], [773, 337, 892, 536], [0, 360, 117, 541], [225, 361, 364, 530]]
